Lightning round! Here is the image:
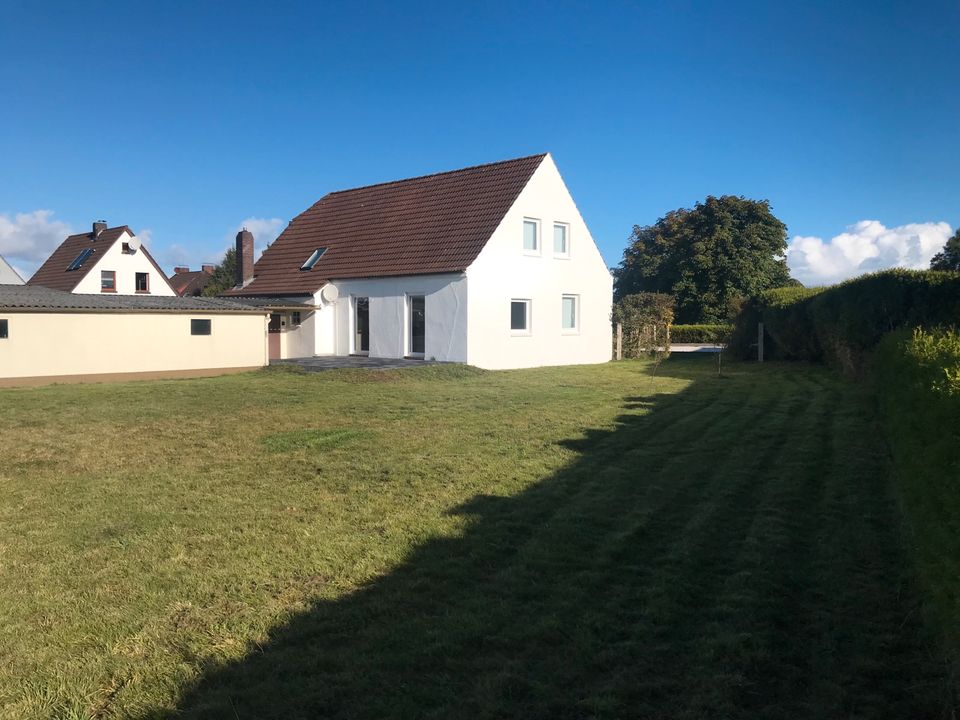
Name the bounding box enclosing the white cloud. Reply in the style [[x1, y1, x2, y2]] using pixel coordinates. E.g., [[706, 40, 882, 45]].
[[0, 210, 73, 277], [787, 220, 953, 286]]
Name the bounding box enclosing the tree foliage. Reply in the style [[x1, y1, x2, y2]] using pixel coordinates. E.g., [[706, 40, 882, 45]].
[[930, 228, 960, 271], [612, 292, 674, 358], [202, 248, 238, 297], [614, 195, 792, 324]]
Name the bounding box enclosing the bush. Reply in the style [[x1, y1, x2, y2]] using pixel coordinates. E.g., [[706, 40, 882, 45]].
[[729, 270, 960, 372], [612, 293, 674, 359], [670, 324, 733, 344], [875, 327, 960, 663]]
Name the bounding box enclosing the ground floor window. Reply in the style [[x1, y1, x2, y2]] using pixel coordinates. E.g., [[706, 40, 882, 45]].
[[353, 297, 370, 354], [511, 299, 531, 334], [562, 295, 579, 332], [191, 319, 211, 335], [0, 319, 7, 339], [409, 295, 425, 355]]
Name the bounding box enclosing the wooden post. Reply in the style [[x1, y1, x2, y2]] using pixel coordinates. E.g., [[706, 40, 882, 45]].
[[615, 323, 623, 360], [758, 322, 765, 363]]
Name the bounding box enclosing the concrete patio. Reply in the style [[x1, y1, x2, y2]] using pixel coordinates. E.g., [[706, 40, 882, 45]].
[[270, 356, 442, 372]]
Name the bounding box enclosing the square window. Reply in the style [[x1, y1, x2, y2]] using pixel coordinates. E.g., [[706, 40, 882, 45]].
[[511, 299, 531, 333], [135, 272, 149, 293], [0, 319, 7, 339], [523, 219, 539, 252], [191, 319, 211, 335], [562, 295, 578, 331], [554, 223, 569, 255], [291, 311, 302, 326], [100, 270, 115, 291]]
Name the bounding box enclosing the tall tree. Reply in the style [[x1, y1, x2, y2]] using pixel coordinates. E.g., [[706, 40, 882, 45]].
[[930, 229, 960, 271], [614, 195, 792, 323], [201, 248, 238, 297]]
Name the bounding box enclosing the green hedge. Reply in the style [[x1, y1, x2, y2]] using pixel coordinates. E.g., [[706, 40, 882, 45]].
[[669, 324, 732, 344], [729, 270, 960, 373], [875, 327, 960, 664]]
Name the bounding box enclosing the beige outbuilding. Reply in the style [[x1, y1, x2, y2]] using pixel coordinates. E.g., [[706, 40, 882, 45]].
[[0, 285, 269, 387]]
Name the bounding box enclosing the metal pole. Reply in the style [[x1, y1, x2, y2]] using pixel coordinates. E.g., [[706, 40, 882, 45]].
[[616, 323, 623, 360]]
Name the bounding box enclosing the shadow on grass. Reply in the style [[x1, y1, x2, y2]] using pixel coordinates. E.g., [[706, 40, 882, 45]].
[[157, 357, 949, 719]]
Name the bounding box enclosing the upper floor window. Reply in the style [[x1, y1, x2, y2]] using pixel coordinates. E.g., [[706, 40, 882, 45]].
[[523, 219, 539, 253], [135, 272, 149, 293], [554, 223, 569, 257], [101, 270, 116, 292]]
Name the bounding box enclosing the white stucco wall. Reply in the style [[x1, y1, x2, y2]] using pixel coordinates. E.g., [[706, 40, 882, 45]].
[[0, 256, 24, 285], [0, 311, 268, 379], [465, 154, 613, 369], [72, 231, 176, 296], [277, 309, 317, 359], [327, 274, 468, 361]]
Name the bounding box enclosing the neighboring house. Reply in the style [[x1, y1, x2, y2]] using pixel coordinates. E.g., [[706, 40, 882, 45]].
[[28, 221, 176, 296], [0, 285, 268, 386], [224, 153, 612, 369], [0, 255, 24, 284], [170, 265, 216, 296]]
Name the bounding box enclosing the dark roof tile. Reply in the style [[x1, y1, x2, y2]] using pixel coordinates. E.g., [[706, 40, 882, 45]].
[[225, 154, 546, 296]]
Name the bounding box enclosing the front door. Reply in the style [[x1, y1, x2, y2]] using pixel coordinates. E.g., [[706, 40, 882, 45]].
[[409, 295, 425, 356], [353, 297, 369, 354], [268, 313, 282, 360]]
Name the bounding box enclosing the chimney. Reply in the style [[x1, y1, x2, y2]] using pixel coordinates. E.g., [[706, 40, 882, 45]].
[[174, 266, 190, 274], [235, 228, 254, 288], [92, 220, 107, 238], [201, 264, 215, 274]]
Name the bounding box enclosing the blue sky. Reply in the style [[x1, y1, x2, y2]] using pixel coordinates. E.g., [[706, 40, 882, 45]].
[[1, 1, 957, 285]]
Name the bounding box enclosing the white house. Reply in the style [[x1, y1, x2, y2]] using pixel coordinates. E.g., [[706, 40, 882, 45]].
[[0, 255, 24, 285], [225, 153, 612, 369], [28, 222, 176, 296]]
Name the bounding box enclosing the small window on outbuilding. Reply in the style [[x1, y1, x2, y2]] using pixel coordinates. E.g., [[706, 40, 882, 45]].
[[291, 311, 302, 325], [0, 319, 7, 339], [300, 248, 327, 271], [191, 319, 211, 335]]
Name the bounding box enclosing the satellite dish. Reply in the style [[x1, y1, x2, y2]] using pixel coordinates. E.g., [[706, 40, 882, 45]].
[[127, 236, 142, 251], [321, 284, 339, 303]]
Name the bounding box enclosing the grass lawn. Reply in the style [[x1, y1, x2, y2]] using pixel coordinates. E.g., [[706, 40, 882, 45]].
[[0, 358, 950, 718]]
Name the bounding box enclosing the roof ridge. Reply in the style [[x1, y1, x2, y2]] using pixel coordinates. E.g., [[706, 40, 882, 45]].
[[323, 153, 548, 198], [64, 225, 133, 240]]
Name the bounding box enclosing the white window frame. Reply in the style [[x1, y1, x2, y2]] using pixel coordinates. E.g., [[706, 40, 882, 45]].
[[406, 293, 426, 358], [523, 218, 541, 255], [553, 222, 570, 258], [561, 294, 579, 334], [510, 299, 532, 336]]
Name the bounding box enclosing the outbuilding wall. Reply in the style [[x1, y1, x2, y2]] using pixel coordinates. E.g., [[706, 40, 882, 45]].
[[0, 311, 268, 381]]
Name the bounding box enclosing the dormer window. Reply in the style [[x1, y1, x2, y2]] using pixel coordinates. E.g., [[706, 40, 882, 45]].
[[300, 247, 327, 271], [66, 247, 94, 271]]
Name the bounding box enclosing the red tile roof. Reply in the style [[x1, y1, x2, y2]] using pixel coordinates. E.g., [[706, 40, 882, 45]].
[[28, 226, 173, 294], [170, 269, 214, 296], [224, 153, 546, 296]]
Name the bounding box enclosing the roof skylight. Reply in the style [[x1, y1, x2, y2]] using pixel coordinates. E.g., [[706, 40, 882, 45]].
[[66, 247, 95, 271], [300, 247, 327, 271]]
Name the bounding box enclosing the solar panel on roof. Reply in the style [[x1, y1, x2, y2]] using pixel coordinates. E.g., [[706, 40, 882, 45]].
[[66, 247, 94, 271]]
